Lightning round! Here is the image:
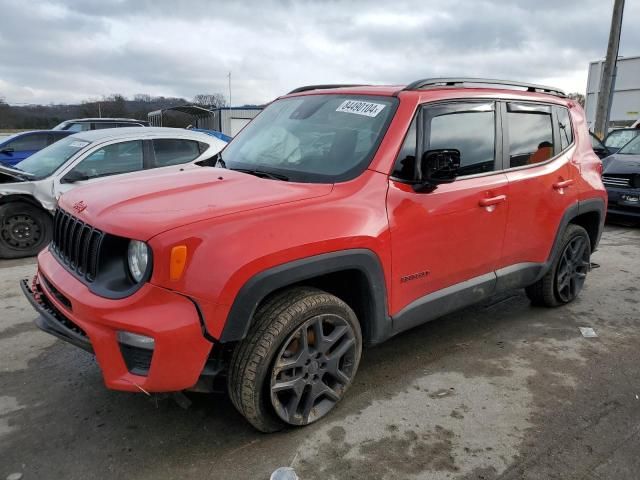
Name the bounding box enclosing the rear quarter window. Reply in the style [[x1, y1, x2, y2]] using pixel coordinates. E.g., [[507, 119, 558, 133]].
[[557, 107, 573, 151]]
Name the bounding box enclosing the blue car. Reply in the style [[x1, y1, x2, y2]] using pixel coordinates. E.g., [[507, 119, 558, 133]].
[[0, 130, 73, 167], [188, 128, 233, 142]]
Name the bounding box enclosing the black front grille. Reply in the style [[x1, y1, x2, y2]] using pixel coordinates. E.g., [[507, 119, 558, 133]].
[[603, 175, 631, 188], [51, 208, 104, 282]]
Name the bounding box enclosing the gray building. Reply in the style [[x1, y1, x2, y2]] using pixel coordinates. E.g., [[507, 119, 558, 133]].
[[585, 55, 640, 129], [148, 105, 262, 137]]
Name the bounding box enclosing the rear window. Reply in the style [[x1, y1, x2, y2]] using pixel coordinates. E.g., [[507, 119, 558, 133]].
[[153, 139, 201, 167], [507, 104, 554, 167], [557, 108, 573, 151]]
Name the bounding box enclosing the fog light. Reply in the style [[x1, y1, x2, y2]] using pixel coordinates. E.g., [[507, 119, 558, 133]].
[[117, 331, 155, 350]]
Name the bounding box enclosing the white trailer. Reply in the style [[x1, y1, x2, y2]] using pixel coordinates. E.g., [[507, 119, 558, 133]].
[[585, 55, 640, 130]]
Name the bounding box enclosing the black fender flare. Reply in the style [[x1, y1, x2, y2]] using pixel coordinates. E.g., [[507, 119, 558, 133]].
[[548, 198, 605, 262], [533, 197, 606, 284], [219, 249, 390, 344]]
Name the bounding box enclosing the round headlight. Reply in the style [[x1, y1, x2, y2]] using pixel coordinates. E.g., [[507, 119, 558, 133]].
[[127, 240, 149, 283]]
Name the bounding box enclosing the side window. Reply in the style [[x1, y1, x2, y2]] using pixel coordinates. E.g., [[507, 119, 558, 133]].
[[557, 107, 573, 151], [198, 141, 210, 154], [392, 103, 496, 179], [507, 104, 554, 167], [427, 110, 496, 176], [152, 139, 201, 167], [70, 140, 143, 179], [8, 134, 49, 151], [93, 123, 118, 130], [66, 123, 90, 132]]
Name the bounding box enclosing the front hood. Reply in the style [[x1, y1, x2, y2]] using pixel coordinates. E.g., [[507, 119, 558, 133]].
[[59, 166, 333, 240], [602, 154, 640, 175]]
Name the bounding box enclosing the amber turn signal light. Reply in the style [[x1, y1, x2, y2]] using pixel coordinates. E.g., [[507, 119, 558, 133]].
[[170, 245, 188, 281]]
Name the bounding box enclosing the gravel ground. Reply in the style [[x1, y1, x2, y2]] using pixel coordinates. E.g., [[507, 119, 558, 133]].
[[1, 223, 639, 480]]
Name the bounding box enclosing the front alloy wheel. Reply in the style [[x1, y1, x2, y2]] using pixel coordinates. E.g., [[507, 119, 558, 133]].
[[228, 287, 362, 432], [270, 313, 358, 425]]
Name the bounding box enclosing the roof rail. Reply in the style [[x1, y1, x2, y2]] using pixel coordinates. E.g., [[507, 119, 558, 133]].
[[403, 78, 566, 97], [287, 84, 369, 94]]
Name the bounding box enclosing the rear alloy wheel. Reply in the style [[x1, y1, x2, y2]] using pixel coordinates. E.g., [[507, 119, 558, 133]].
[[228, 287, 362, 432], [555, 234, 590, 303], [525, 224, 591, 307], [0, 202, 52, 259]]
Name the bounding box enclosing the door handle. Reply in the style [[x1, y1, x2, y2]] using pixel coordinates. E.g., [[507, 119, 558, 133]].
[[478, 195, 507, 207], [553, 179, 574, 190]]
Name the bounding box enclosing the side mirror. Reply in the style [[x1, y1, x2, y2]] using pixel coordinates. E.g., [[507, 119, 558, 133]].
[[60, 171, 89, 184], [412, 149, 461, 192], [0, 147, 14, 155]]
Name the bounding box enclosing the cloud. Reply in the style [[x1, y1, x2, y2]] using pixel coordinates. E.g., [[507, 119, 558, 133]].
[[0, 0, 638, 105]]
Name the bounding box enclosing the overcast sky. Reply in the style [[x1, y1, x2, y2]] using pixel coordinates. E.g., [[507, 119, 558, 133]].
[[0, 0, 638, 106]]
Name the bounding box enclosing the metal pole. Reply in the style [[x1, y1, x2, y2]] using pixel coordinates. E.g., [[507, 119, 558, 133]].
[[228, 71, 232, 107], [594, 0, 625, 139]]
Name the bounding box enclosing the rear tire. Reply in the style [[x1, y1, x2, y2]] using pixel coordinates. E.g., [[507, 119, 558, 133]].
[[0, 202, 52, 259], [227, 287, 362, 432], [525, 224, 591, 307]]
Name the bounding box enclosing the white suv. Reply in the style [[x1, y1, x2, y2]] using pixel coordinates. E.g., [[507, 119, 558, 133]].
[[0, 127, 227, 258]]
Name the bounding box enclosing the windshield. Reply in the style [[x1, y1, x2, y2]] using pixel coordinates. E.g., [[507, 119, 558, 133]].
[[220, 94, 397, 182], [605, 129, 639, 149], [618, 135, 640, 155], [13, 136, 90, 178]]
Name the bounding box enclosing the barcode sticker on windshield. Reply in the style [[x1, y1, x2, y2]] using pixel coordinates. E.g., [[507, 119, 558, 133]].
[[336, 100, 386, 117], [69, 141, 89, 148]]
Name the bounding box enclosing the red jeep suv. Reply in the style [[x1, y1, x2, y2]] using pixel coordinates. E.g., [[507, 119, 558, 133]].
[[22, 78, 606, 432]]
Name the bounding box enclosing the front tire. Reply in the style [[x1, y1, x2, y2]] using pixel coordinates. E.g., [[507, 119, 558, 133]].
[[0, 202, 52, 259], [227, 287, 362, 432], [525, 224, 591, 307]]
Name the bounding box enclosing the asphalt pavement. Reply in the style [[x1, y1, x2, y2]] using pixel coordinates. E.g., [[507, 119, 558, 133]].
[[1, 223, 639, 480]]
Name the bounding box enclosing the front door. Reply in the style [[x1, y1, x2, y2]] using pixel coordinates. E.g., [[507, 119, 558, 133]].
[[387, 100, 509, 321], [55, 139, 147, 199]]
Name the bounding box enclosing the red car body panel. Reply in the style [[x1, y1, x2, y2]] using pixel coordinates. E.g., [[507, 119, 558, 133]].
[[26, 85, 607, 393], [387, 173, 509, 313], [35, 250, 212, 392]]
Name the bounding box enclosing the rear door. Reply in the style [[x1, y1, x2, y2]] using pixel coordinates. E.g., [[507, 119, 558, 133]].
[[499, 102, 578, 269]]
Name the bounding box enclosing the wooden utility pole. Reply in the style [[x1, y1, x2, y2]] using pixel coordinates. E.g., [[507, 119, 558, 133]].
[[594, 0, 625, 139]]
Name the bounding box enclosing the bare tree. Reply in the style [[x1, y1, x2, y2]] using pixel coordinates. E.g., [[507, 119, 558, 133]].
[[192, 93, 227, 108], [567, 92, 585, 108], [134, 93, 152, 103]]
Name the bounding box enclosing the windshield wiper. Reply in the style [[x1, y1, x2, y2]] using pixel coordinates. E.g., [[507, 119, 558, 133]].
[[231, 168, 289, 181]]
